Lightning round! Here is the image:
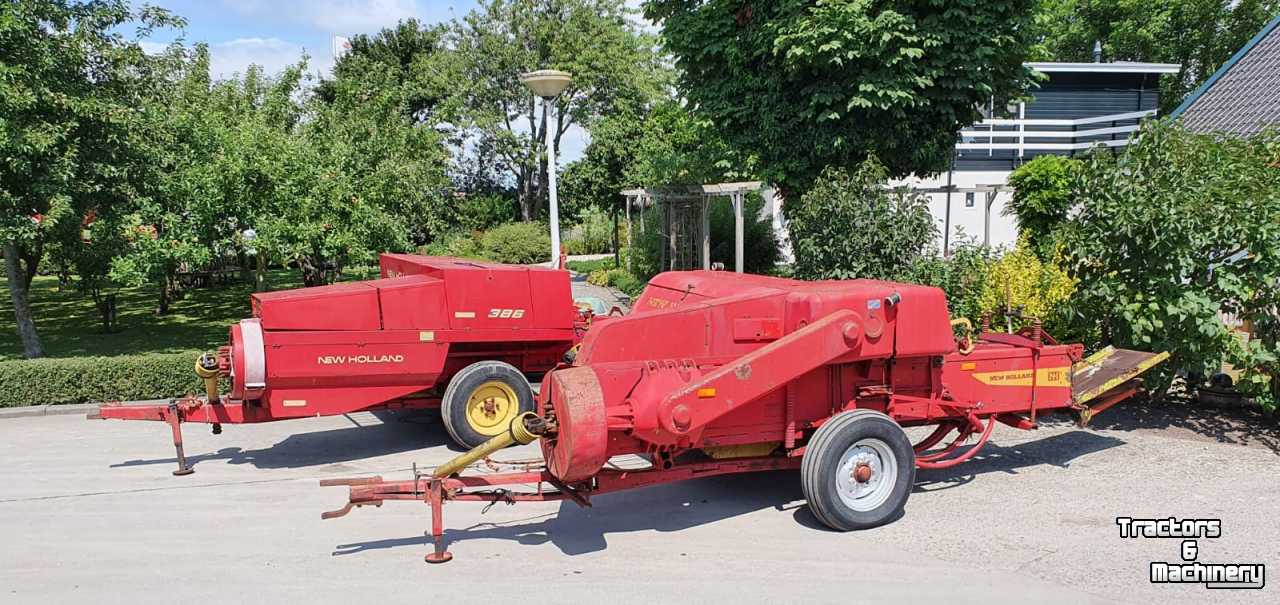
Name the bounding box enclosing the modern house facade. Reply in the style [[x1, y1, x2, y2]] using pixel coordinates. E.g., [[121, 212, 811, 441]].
[[894, 61, 1180, 252]]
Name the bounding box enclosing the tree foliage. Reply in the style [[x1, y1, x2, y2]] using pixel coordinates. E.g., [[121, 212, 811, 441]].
[[1005, 155, 1080, 259], [1, 0, 181, 354], [1031, 0, 1280, 113], [787, 159, 937, 281], [646, 0, 1038, 194], [428, 0, 668, 219], [1063, 122, 1280, 399]]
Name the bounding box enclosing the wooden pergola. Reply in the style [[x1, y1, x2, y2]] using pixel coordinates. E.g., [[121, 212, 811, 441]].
[[898, 183, 1012, 253], [621, 181, 763, 273]]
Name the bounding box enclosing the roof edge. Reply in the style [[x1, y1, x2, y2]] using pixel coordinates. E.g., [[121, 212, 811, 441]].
[[1169, 12, 1280, 119], [1026, 62, 1181, 74]]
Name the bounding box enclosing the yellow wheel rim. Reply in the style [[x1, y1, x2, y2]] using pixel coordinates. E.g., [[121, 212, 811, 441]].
[[465, 380, 520, 436]]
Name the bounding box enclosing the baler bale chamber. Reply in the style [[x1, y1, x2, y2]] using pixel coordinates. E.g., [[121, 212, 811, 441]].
[[323, 271, 1167, 563], [95, 254, 589, 474]]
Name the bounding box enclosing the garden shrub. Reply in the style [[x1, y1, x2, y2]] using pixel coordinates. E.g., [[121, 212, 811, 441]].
[[788, 160, 937, 281], [419, 231, 484, 259], [1005, 155, 1079, 259], [978, 235, 1077, 334], [1064, 122, 1280, 402], [479, 222, 551, 265], [0, 352, 202, 407], [563, 206, 615, 255]]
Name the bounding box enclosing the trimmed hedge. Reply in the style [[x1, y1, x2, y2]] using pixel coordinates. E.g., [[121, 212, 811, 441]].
[[0, 352, 203, 407]]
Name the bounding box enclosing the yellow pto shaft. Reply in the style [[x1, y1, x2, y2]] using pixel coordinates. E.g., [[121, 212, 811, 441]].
[[433, 412, 546, 479]]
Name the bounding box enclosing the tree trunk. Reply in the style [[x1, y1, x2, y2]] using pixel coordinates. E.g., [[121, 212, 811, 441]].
[[156, 276, 172, 315], [300, 257, 326, 288], [255, 252, 269, 292], [4, 240, 45, 358], [517, 166, 533, 221], [20, 236, 42, 291]]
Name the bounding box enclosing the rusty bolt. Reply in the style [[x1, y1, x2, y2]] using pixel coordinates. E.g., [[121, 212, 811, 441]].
[[853, 463, 873, 484]]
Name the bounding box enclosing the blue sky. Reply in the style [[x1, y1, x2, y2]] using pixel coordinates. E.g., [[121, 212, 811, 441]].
[[137, 1, 481, 80]]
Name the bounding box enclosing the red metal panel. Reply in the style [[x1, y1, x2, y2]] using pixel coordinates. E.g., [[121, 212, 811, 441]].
[[527, 267, 576, 329], [253, 282, 381, 331], [261, 331, 448, 390], [377, 275, 449, 330]]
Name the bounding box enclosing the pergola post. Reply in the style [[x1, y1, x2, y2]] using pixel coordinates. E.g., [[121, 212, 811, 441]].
[[700, 195, 711, 270], [983, 190, 997, 248], [732, 192, 744, 273], [624, 193, 634, 271]]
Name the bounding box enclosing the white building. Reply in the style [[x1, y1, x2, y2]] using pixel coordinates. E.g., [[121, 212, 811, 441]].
[[894, 61, 1180, 252]]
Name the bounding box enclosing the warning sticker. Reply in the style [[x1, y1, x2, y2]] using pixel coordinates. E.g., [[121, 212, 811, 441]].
[[971, 366, 1071, 388]]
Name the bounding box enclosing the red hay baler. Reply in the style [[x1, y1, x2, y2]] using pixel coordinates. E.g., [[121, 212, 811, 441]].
[[96, 254, 589, 473], [322, 271, 1168, 563]]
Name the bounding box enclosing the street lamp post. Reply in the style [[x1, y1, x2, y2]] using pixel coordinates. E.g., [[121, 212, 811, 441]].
[[519, 69, 572, 268]]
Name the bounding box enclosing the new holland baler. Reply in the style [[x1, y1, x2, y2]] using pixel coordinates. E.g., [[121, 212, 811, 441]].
[[96, 254, 588, 474], [322, 270, 1168, 563]]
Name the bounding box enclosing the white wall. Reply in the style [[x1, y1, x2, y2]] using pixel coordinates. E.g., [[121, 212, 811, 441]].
[[893, 170, 1019, 252]]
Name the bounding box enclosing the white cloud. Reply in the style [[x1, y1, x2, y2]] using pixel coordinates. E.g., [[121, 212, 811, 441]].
[[222, 0, 435, 34], [208, 37, 331, 80]]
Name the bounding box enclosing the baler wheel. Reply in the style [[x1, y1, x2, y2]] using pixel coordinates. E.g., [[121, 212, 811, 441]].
[[801, 410, 915, 531], [442, 361, 536, 449]]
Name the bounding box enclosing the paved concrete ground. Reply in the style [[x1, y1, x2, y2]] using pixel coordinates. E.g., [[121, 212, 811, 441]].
[[1, 409, 1275, 604]]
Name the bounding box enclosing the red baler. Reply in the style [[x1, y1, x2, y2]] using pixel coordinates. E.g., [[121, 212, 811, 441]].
[[96, 254, 588, 473], [322, 271, 1167, 563]]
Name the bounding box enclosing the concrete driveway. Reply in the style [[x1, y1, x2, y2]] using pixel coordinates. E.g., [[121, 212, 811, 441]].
[[0, 407, 1275, 604]]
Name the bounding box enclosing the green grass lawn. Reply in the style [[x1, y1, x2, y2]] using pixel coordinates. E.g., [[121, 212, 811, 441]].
[[0, 268, 378, 361]]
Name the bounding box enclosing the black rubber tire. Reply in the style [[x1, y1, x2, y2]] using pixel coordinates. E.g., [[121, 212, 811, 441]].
[[440, 361, 535, 449], [801, 409, 915, 531]]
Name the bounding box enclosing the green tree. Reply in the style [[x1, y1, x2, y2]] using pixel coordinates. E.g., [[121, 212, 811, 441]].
[[437, 0, 668, 220], [645, 0, 1038, 196], [1031, 0, 1280, 113], [316, 18, 451, 123], [1, 0, 181, 354], [255, 57, 452, 287], [1064, 121, 1280, 398], [787, 159, 938, 281]]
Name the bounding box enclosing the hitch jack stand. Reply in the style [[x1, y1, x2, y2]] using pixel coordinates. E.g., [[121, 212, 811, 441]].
[[167, 402, 194, 476], [424, 479, 451, 564]]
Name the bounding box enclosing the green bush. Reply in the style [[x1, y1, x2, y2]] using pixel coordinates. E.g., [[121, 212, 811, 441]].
[[563, 206, 615, 255], [567, 257, 617, 274], [456, 194, 513, 232], [419, 231, 484, 259], [1006, 155, 1079, 259], [479, 222, 551, 265], [1065, 122, 1280, 402], [788, 159, 937, 281], [0, 352, 202, 407]]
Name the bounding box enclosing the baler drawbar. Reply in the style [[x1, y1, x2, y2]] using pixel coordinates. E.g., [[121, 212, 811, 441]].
[[322, 271, 1168, 563]]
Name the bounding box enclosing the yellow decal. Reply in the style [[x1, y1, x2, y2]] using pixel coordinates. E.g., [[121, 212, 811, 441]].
[[454, 311, 476, 319], [282, 399, 307, 407], [647, 297, 674, 309], [971, 366, 1071, 388], [419, 331, 435, 342]]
